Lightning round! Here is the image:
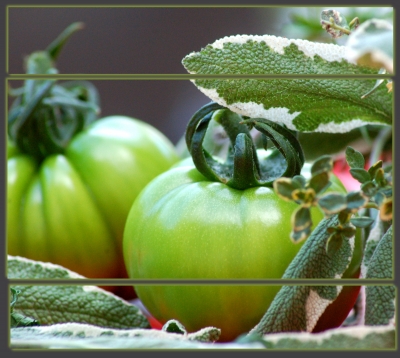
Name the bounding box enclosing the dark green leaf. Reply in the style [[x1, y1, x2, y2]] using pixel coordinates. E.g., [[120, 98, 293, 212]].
[[361, 181, 377, 197], [346, 191, 368, 212], [374, 191, 386, 206], [350, 216, 375, 228], [345, 146, 365, 169], [317, 193, 347, 215], [291, 175, 306, 189], [325, 233, 343, 258], [273, 178, 299, 201], [349, 168, 371, 183], [308, 171, 330, 194], [291, 207, 312, 243], [310, 155, 333, 176]]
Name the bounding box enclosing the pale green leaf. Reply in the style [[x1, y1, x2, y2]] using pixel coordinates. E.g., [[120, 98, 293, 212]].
[[10, 285, 150, 330], [364, 226, 393, 279], [245, 325, 395, 350], [251, 216, 354, 334], [8, 256, 149, 330], [10, 323, 226, 349], [8, 255, 85, 279], [365, 286, 395, 326]]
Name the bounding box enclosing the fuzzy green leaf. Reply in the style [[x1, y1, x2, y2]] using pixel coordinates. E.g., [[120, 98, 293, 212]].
[[273, 178, 300, 201], [308, 171, 330, 194], [8, 256, 150, 330], [310, 155, 333, 176], [183, 36, 392, 133], [317, 193, 347, 215], [345, 146, 365, 169], [346, 191, 368, 212], [252, 216, 354, 334], [325, 233, 343, 258], [350, 216, 375, 228], [291, 207, 312, 242], [349, 168, 371, 183]]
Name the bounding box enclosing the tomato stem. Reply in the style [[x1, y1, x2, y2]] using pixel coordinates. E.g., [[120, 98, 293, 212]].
[[7, 23, 99, 163], [185, 102, 305, 190]]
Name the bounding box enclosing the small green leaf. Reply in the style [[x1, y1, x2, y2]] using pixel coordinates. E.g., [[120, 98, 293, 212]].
[[291, 207, 312, 242], [350, 216, 375, 228], [317, 193, 347, 215], [291, 175, 306, 189], [273, 178, 300, 201], [349, 168, 371, 183], [325, 233, 343, 258], [310, 155, 333, 176], [308, 171, 330, 194], [374, 191, 386, 206], [345, 146, 365, 169], [361, 181, 378, 197], [346, 191, 368, 212]]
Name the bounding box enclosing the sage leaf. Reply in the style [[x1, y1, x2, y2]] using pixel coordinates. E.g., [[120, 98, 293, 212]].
[[349, 168, 371, 183], [317, 193, 347, 215], [183, 36, 392, 133], [345, 146, 365, 169], [251, 216, 354, 334]]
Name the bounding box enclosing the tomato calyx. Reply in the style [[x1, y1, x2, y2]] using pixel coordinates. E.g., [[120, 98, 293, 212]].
[[8, 22, 99, 163], [185, 102, 305, 190]]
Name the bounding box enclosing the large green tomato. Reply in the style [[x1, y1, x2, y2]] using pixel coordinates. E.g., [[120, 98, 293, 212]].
[[123, 161, 359, 341], [7, 115, 180, 279]]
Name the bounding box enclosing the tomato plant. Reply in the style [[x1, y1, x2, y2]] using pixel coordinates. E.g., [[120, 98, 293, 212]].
[[7, 24, 180, 280], [123, 104, 362, 341]]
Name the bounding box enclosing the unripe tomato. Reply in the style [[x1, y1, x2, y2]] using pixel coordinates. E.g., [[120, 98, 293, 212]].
[[123, 162, 361, 341], [7, 115, 180, 279]]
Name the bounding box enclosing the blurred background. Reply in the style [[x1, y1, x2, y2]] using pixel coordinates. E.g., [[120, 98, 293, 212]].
[[8, 6, 393, 145]]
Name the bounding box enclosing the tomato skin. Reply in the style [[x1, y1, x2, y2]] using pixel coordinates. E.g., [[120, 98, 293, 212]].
[[123, 159, 363, 341], [122, 165, 321, 341], [7, 116, 180, 279], [123, 165, 325, 280]]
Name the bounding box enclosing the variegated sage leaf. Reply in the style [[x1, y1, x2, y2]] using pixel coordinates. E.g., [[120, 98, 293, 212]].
[[244, 325, 395, 350], [349, 168, 371, 183], [317, 193, 347, 215], [8, 256, 149, 330], [251, 216, 354, 334], [10, 323, 224, 349], [183, 36, 392, 133]]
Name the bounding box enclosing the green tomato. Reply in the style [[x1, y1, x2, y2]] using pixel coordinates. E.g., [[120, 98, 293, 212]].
[[7, 115, 180, 279], [123, 160, 361, 341]]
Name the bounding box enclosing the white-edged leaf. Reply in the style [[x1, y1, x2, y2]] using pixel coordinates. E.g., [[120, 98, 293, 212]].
[[182, 35, 392, 133], [250, 216, 354, 334]]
